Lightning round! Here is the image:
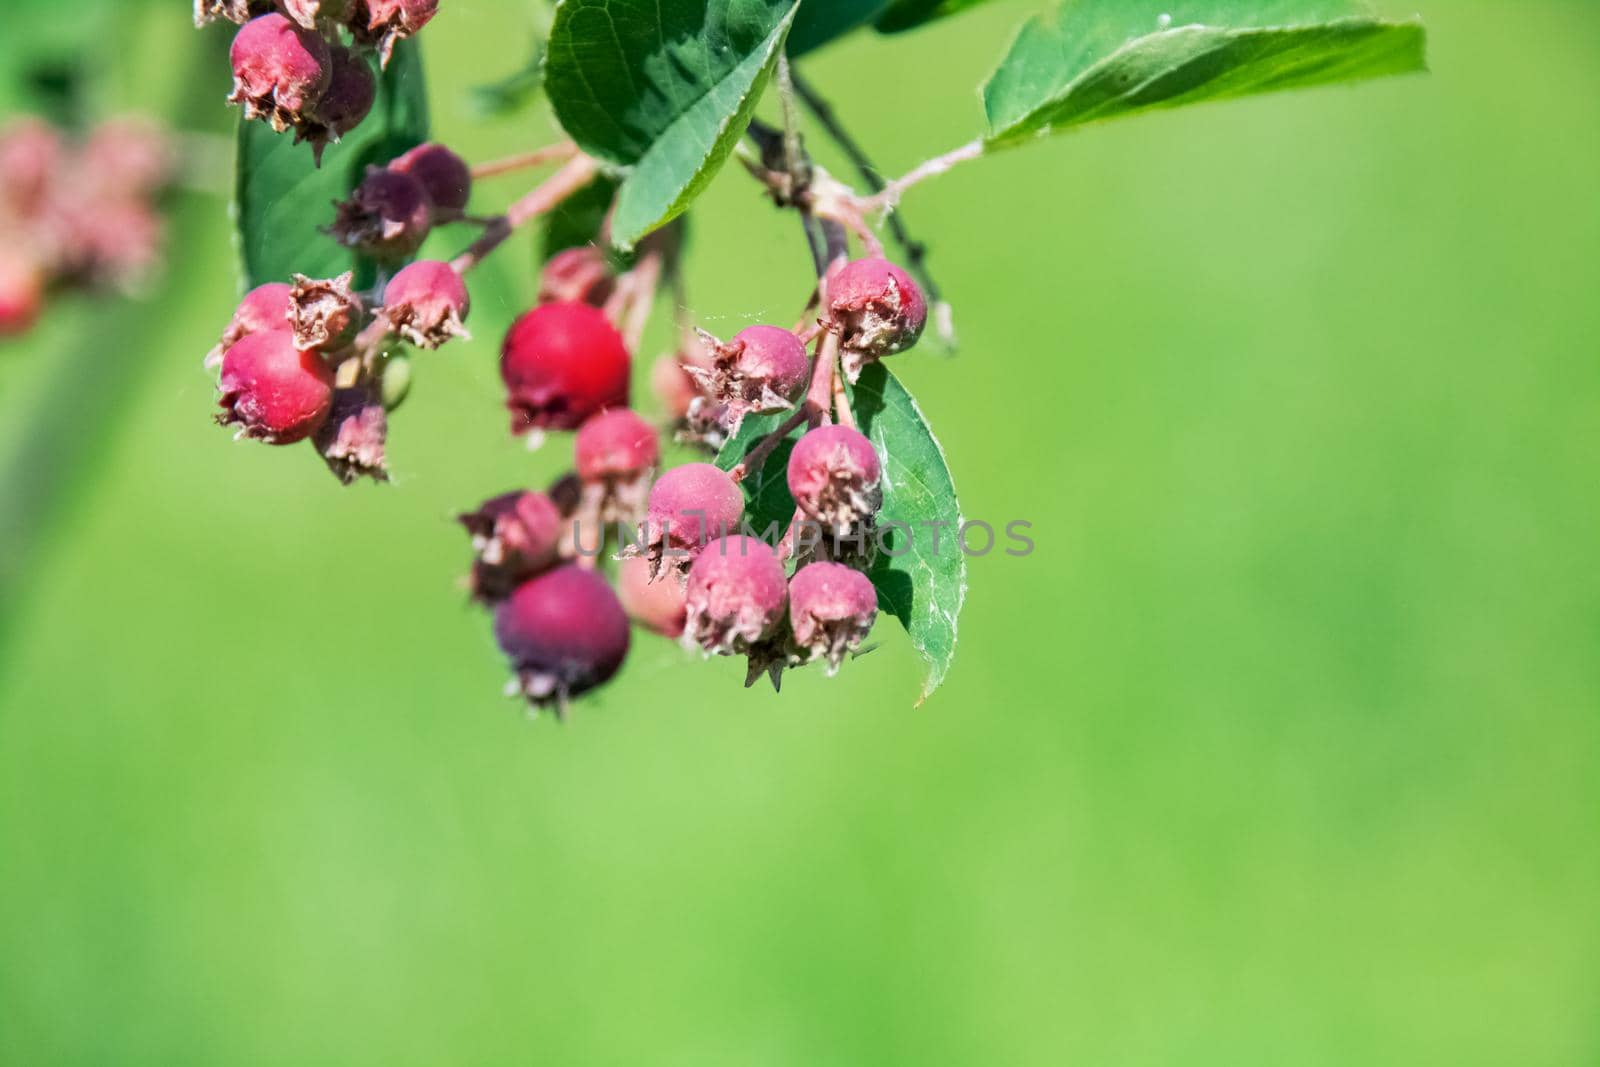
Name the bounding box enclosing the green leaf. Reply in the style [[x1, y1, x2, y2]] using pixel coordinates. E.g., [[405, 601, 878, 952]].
[[235, 39, 430, 289], [717, 363, 966, 703], [981, 0, 1426, 148], [545, 0, 800, 250], [789, 0, 890, 55], [875, 0, 996, 35]]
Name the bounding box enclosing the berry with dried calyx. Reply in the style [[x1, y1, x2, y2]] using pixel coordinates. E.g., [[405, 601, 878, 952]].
[[381, 260, 470, 349], [631, 462, 744, 579], [459, 490, 564, 602], [315, 384, 388, 484], [299, 46, 376, 161], [351, 0, 440, 67], [216, 330, 334, 444], [538, 246, 614, 307], [683, 324, 808, 434], [788, 562, 877, 674], [194, 0, 272, 26], [326, 166, 432, 260], [616, 556, 687, 639], [683, 536, 788, 656], [207, 281, 293, 367], [493, 564, 631, 715], [786, 424, 883, 535], [574, 408, 659, 523], [289, 271, 363, 351], [227, 14, 332, 133], [825, 256, 927, 381], [389, 142, 471, 215], [500, 301, 630, 434], [281, 0, 354, 30]]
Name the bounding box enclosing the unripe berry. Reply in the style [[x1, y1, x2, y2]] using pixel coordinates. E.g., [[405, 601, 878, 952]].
[[788, 562, 878, 674], [227, 14, 332, 133], [500, 301, 630, 433], [459, 490, 564, 602], [327, 167, 432, 260], [786, 424, 883, 535], [651, 354, 699, 420], [826, 256, 927, 381], [300, 46, 376, 161], [684, 324, 808, 433], [538, 246, 614, 307], [634, 462, 744, 578], [493, 564, 631, 714], [575, 409, 659, 484], [389, 142, 471, 215], [683, 536, 788, 656], [352, 0, 440, 67], [0, 254, 43, 338], [216, 330, 334, 444], [289, 271, 363, 350], [207, 281, 293, 367], [616, 556, 687, 639], [382, 259, 469, 349]]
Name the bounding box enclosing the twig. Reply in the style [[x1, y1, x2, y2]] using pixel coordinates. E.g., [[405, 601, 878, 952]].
[[861, 139, 984, 215], [470, 142, 578, 180], [450, 154, 599, 274], [728, 407, 810, 483]]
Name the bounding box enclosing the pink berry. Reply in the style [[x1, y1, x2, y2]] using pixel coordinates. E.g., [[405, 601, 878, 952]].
[[80, 119, 172, 199], [353, 0, 439, 67], [788, 562, 877, 674], [207, 282, 293, 367], [327, 167, 432, 260], [0, 254, 43, 338], [216, 329, 334, 444], [538, 246, 614, 307], [493, 564, 631, 714], [635, 462, 745, 578], [382, 259, 469, 349], [458, 490, 565, 602], [684, 324, 808, 433], [575, 409, 659, 484], [825, 256, 927, 380], [389, 142, 471, 215], [289, 271, 363, 351], [786, 424, 883, 534], [683, 536, 788, 656], [616, 556, 687, 639], [227, 14, 332, 133], [500, 301, 630, 433], [0, 118, 61, 212], [315, 385, 388, 484], [650, 354, 699, 420], [300, 46, 375, 160]]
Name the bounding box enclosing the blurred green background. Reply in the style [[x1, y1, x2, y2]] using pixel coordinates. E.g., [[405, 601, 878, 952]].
[[2, 1, 1597, 1063]]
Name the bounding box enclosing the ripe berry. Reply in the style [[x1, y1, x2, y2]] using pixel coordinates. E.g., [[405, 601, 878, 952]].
[[216, 330, 334, 444], [227, 14, 332, 133], [635, 462, 744, 578], [389, 142, 471, 215], [616, 556, 687, 639], [327, 167, 432, 260], [684, 324, 808, 433], [826, 257, 927, 381], [315, 385, 388, 484], [0, 254, 43, 338], [458, 490, 564, 602], [575, 409, 659, 484], [493, 564, 631, 714], [500, 301, 630, 433], [300, 46, 375, 161], [353, 0, 440, 66], [683, 536, 789, 656], [382, 259, 469, 349], [786, 424, 883, 535], [788, 562, 878, 674], [208, 282, 293, 367], [538, 246, 614, 307], [289, 271, 363, 350]]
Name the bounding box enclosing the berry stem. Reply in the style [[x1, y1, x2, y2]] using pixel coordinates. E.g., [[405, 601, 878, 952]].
[[862, 139, 984, 215], [804, 330, 841, 426], [450, 154, 599, 274], [832, 365, 856, 429], [469, 141, 578, 180], [728, 406, 810, 483], [615, 251, 662, 353]]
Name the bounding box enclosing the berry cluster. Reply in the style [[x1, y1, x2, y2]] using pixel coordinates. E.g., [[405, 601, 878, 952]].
[[0, 117, 173, 339], [203, 2, 441, 161]]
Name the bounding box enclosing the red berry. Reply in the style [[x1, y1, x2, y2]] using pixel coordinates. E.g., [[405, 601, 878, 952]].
[[788, 562, 877, 674], [327, 167, 432, 260], [684, 324, 809, 434], [538, 246, 614, 307], [493, 564, 631, 714], [683, 536, 788, 656], [300, 46, 375, 160], [635, 462, 744, 578], [0, 254, 43, 338], [227, 14, 332, 132], [353, 0, 439, 66], [289, 271, 363, 351], [209, 281, 293, 366], [616, 556, 687, 639], [389, 142, 471, 215], [575, 409, 659, 484], [500, 301, 630, 433], [787, 424, 883, 535], [826, 257, 927, 380], [382, 259, 469, 349], [458, 490, 565, 602], [216, 330, 334, 444]]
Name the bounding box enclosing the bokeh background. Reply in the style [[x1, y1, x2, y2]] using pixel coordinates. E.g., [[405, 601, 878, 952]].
[[2, 1, 1597, 1063]]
